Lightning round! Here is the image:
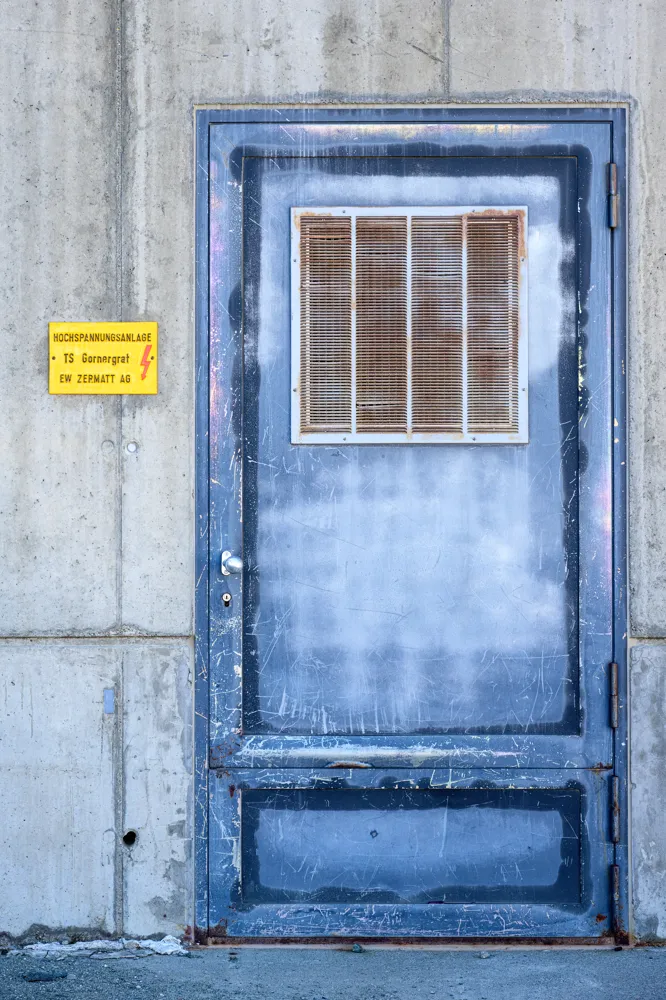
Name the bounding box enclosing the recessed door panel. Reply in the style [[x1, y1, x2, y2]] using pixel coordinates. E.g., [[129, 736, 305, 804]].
[[241, 787, 580, 905], [242, 158, 574, 737]]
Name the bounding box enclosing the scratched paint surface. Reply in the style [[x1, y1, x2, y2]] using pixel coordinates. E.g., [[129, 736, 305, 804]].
[[207, 764, 609, 936], [205, 119, 617, 938], [242, 788, 577, 904], [243, 158, 578, 735]]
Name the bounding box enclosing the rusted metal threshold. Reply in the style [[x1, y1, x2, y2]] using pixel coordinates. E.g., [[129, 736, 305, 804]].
[[196, 935, 631, 949]]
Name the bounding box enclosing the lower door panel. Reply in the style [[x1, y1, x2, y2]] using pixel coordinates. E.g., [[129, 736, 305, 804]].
[[209, 768, 613, 939]]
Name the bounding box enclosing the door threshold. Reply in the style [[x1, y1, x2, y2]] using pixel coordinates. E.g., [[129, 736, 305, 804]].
[[198, 938, 627, 950]]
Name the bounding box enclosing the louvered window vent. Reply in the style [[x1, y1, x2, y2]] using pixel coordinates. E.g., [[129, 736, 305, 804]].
[[291, 207, 528, 444]]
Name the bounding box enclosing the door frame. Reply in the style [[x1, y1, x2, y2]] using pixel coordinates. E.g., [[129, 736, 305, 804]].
[[194, 105, 628, 942]]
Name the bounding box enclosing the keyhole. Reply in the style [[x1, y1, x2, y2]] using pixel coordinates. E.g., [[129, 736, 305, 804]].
[[222, 592, 232, 607]]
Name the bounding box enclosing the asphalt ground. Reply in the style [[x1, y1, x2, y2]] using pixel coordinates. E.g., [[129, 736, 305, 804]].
[[2, 946, 666, 1000]]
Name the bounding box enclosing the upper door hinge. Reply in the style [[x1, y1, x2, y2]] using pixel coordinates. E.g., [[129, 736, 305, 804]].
[[610, 661, 619, 729], [608, 163, 619, 228]]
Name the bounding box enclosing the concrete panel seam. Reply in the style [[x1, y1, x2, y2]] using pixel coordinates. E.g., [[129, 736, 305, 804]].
[[448, 90, 638, 106], [116, 0, 124, 630], [192, 100, 633, 110], [0, 632, 194, 642], [443, 0, 451, 98], [113, 650, 125, 936], [628, 637, 666, 645], [0, 636, 194, 644]]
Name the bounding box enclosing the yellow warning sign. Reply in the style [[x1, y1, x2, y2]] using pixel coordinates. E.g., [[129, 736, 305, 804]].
[[49, 322, 158, 394]]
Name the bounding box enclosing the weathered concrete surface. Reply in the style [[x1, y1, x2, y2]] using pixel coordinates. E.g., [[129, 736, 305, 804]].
[[449, 0, 635, 96], [3, 947, 666, 1000], [0, 642, 119, 940], [0, 640, 193, 944], [0, 0, 120, 635], [630, 644, 666, 941], [122, 641, 193, 938]]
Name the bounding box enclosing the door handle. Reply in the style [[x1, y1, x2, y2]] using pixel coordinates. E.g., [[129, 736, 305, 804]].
[[221, 551, 243, 576]]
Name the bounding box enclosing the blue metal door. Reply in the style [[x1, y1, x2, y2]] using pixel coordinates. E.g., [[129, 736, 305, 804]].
[[197, 110, 626, 940]]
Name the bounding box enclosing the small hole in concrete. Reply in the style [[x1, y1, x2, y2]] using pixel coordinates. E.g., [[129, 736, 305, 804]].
[[123, 830, 137, 846]]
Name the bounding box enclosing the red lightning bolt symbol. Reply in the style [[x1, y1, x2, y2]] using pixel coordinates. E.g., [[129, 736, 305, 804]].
[[140, 344, 153, 380]]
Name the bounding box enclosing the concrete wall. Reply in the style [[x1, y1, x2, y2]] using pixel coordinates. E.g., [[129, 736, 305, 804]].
[[2, 0, 666, 942], [0, 640, 192, 942]]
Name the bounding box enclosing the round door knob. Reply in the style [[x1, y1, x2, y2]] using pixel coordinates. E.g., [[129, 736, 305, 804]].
[[221, 551, 243, 576]]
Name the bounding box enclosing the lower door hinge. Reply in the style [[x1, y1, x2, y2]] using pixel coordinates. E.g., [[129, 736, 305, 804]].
[[610, 661, 619, 729], [608, 163, 619, 228], [610, 864, 629, 943], [611, 863, 620, 900]]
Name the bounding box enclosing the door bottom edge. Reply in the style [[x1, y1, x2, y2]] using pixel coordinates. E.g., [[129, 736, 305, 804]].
[[200, 935, 627, 948]]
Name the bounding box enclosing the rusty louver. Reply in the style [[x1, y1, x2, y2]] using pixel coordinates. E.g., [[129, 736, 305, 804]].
[[467, 215, 521, 434], [293, 208, 527, 443], [412, 216, 464, 432], [299, 215, 352, 432], [356, 216, 408, 431]]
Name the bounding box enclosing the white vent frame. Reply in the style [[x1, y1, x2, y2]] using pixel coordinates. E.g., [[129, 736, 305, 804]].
[[290, 206, 528, 445]]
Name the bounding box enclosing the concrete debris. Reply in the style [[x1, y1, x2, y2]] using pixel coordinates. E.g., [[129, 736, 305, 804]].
[[143, 937, 188, 956], [14, 936, 188, 959]]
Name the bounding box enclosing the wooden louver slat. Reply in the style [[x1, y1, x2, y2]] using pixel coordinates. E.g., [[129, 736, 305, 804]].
[[299, 216, 352, 433], [466, 216, 520, 434], [356, 217, 408, 431], [412, 217, 464, 432]]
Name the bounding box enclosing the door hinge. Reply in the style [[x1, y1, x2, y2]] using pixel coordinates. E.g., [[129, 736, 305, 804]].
[[611, 774, 621, 844], [610, 862, 620, 926], [610, 661, 619, 729], [611, 863, 620, 907], [610, 863, 629, 943], [608, 163, 619, 228]]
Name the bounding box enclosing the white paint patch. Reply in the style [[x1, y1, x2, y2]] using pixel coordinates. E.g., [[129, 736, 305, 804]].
[[14, 935, 187, 957]]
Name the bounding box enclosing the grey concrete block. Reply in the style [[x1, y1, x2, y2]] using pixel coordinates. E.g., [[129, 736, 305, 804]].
[[122, 640, 193, 937], [0, 638, 194, 942], [125, 0, 447, 105], [0, 641, 120, 939], [631, 643, 666, 940], [0, 1, 120, 634], [448, 0, 630, 97]]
